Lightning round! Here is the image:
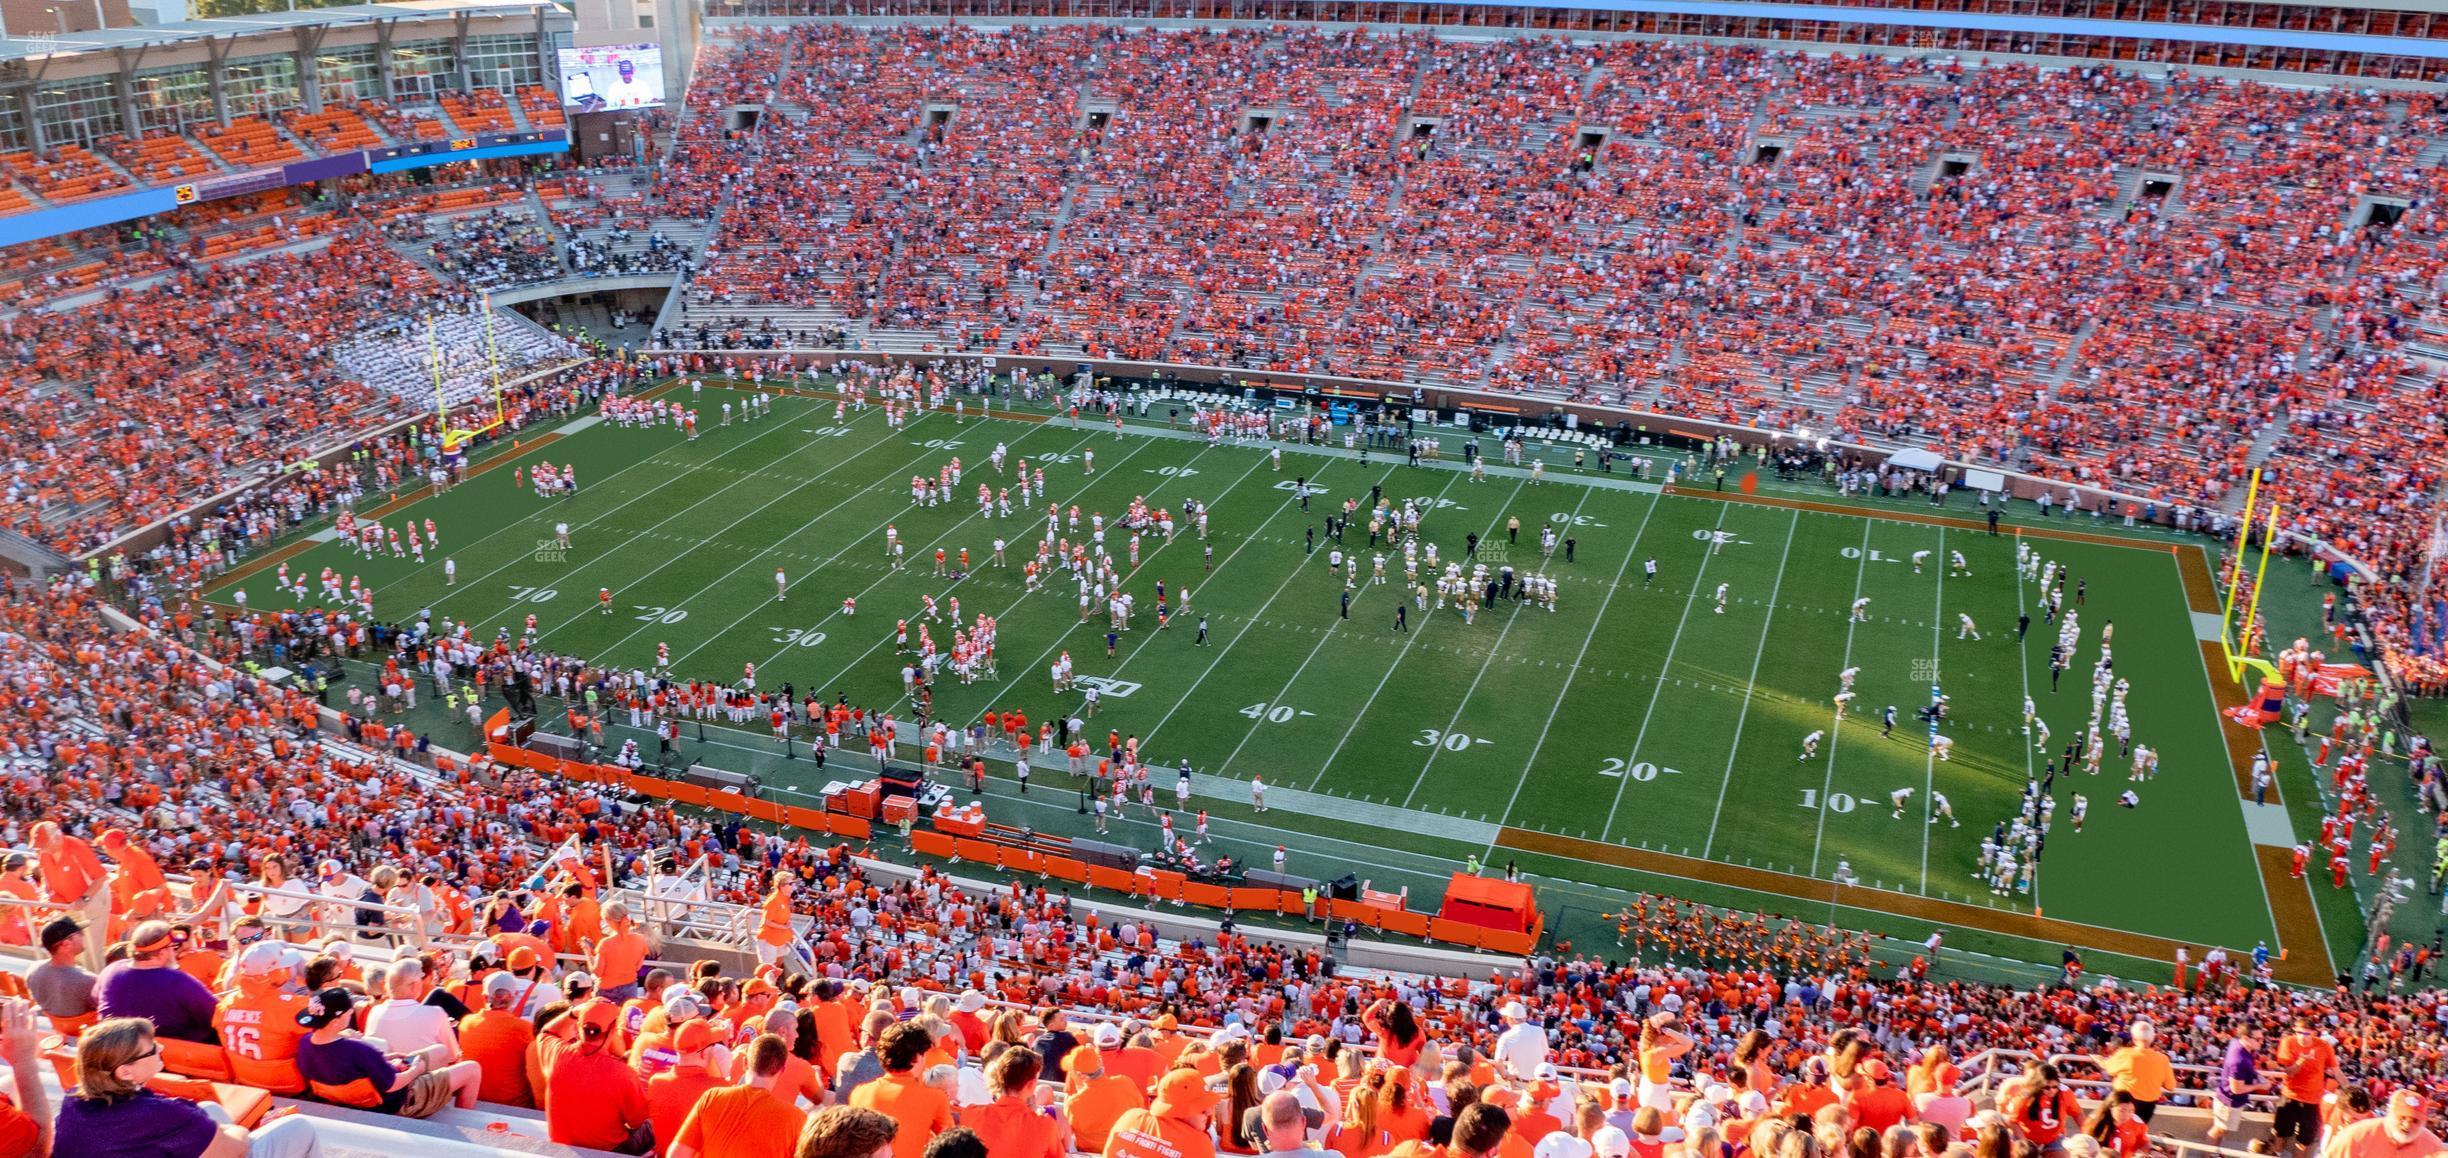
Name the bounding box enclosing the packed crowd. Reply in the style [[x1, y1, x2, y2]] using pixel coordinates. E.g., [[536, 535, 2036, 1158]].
[[651, 25, 2448, 692]]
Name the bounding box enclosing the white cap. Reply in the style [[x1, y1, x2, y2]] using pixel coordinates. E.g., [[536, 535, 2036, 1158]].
[[1502, 1001, 1528, 1021], [1592, 1127, 1633, 1158], [1608, 1078, 1634, 1099], [958, 990, 988, 1013], [1704, 1084, 1733, 1104], [1534, 1134, 1596, 1158], [1739, 1090, 1771, 1116], [237, 940, 290, 976], [565, 972, 597, 992], [1094, 1024, 1122, 1047]]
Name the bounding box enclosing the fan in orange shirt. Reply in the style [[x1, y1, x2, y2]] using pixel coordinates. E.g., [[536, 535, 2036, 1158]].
[[967, 1048, 1068, 1158], [1106, 1067, 1225, 1158], [848, 1022, 954, 1158], [649, 1020, 728, 1149], [457, 972, 539, 1108], [213, 940, 310, 1095], [672, 1034, 808, 1158], [1064, 1044, 1147, 1152]]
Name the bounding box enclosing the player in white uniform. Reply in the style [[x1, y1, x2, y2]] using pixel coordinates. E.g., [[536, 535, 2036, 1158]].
[[1890, 787, 1915, 819], [1957, 613, 1980, 640], [1851, 596, 1871, 622], [1714, 583, 1730, 614], [1799, 730, 1823, 760], [1930, 734, 1955, 761], [1929, 790, 1957, 826], [1911, 550, 1931, 573], [775, 568, 788, 601]]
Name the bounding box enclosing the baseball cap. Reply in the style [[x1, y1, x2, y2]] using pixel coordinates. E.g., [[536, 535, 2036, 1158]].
[[1534, 1134, 1596, 1158], [1093, 1023, 1122, 1048], [1153, 1069, 1224, 1116], [507, 946, 540, 971], [1069, 1044, 1104, 1074], [296, 987, 363, 1029], [38, 916, 83, 951], [1704, 1083, 1734, 1103], [958, 990, 988, 1013], [1608, 1077, 1634, 1101], [744, 978, 778, 999], [483, 972, 522, 999], [237, 940, 291, 976], [1738, 1090, 1771, 1116], [565, 972, 597, 994], [1861, 1060, 1892, 1084], [674, 1020, 719, 1054], [577, 999, 622, 1038], [1592, 1127, 1632, 1158], [1502, 1001, 1528, 1021]]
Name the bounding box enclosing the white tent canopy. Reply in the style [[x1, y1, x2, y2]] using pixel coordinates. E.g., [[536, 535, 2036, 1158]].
[[1887, 448, 1945, 472]]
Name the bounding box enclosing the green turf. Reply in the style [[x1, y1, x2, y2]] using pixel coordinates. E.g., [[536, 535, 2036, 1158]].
[[213, 383, 2289, 969]]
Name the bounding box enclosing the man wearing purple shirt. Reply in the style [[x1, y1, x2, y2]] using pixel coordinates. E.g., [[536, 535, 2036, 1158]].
[[2209, 1023, 2270, 1147], [92, 921, 219, 1045]]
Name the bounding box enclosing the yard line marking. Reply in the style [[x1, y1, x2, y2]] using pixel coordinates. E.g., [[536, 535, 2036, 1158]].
[[668, 423, 1119, 676], [1294, 471, 1491, 791], [1699, 509, 1801, 860], [1486, 490, 1659, 835], [441, 397, 857, 626], [1399, 483, 1589, 808], [1138, 464, 1372, 753], [1919, 526, 1946, 892], [1208, 467, 1457, 791], [988, 448, 1277, 724], [1597, 503, 1728, 840], [1800, 521, 1874, 876]]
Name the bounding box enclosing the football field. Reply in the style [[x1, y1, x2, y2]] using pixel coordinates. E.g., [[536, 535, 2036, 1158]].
[[213, 381, 2330, 982]]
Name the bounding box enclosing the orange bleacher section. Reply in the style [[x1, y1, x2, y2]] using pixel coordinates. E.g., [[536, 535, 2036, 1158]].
[[194, 115, 306, 167], [0, 142, 131, 203], [100, 130, 222, 185]]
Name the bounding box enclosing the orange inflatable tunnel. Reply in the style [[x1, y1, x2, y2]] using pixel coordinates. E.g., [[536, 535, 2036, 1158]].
[[1436, 873, 1540, 939]]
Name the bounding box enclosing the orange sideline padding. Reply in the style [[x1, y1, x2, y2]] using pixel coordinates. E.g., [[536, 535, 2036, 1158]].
[[1428, 917, 1486, 948], [1086, 866, 1138, 893], [1181, 882, 1231, 908], [1228, 886, 1281, 912], [909, 831, 958, 859], [829, 815, 873, 840], [956, 839, 1004, 869], [1043, 857, 1088, 882]]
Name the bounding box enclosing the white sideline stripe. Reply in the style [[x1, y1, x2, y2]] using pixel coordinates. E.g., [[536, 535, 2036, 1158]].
[[1189, 772, 1498, 844], [561, 415, 606, 433], [306, 528, 341, 543]]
